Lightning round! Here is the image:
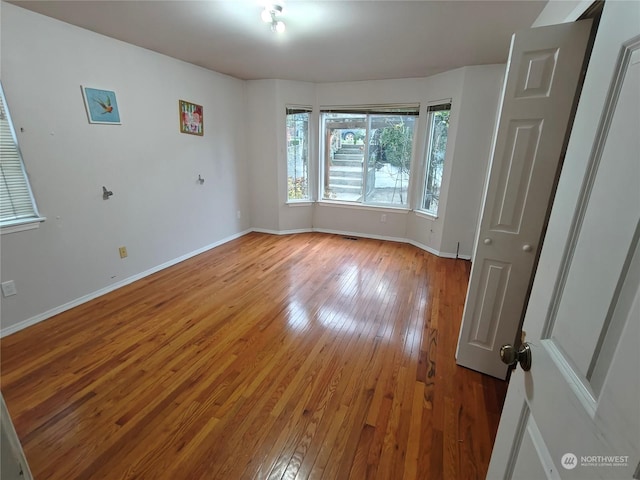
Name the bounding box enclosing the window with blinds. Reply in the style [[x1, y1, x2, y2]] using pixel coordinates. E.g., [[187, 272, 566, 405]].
[[0, 83, 41, 229]]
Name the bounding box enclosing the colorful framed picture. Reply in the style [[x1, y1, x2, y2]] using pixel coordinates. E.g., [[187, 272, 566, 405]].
[[81, 86, 121, 124], [179, 100, 203, 136]]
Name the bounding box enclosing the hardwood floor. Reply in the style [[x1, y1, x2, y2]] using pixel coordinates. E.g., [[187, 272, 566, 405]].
[[1, 232, 507, 479]]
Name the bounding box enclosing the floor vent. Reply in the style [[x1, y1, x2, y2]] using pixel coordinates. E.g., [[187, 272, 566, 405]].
[[343, 236, 359, 241]]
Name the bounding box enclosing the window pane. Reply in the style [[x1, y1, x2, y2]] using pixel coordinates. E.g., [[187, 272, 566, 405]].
[[323, 113, 366, 202], [321, 110, 417, 206], [286, 110, 310, 201], [422, 107, 450, 215], [365, 114, 415, 206]]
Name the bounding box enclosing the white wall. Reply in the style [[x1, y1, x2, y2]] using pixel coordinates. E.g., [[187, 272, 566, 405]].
[[246, 79, 279, 231], [0, 3, 250, 333], [437, 65, 504, 257], [247, 79, 317, 233], [532, 0, 593, 27], [275, 80, 316, 232]]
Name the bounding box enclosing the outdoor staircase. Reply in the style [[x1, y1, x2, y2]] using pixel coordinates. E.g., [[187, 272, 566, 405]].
[[328, 144, 364, 198]]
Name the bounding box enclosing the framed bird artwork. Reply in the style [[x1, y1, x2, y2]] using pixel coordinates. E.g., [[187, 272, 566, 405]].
[[81, 86, 121, 124]]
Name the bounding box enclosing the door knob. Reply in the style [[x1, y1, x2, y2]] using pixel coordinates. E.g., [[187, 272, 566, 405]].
[[484, 238, 492, 245], [522, 244, 533, 252], [500, 343, 532, 371]]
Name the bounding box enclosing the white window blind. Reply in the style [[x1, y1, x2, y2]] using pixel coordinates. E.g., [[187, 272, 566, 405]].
[[0, 84, 41, 227]]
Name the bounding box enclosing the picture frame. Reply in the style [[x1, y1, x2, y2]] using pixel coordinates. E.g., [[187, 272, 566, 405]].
[[179, 100, 203, 136], [81, 86, 121, 124]]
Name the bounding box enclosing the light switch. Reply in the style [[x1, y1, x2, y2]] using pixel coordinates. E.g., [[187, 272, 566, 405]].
[[1, 280, 17, 297]]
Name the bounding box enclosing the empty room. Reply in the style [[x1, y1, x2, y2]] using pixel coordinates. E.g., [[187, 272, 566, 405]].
[[1, 1, 638, 479]]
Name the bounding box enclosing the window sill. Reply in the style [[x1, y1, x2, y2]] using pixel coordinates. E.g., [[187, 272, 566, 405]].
[[414, 210, 438, 220], [318, 200, 410, 214], [286, 201, 314, 207], [1, 217, 46, 235]]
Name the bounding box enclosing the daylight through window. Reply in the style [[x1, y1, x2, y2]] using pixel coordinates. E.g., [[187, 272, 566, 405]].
[[421, 103, 451, 216], [321, 106, 418, 207], [286, 106, 311, 202]]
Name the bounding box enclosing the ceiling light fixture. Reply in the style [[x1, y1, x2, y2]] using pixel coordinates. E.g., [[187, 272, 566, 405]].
[[261, 4, 286, 33]]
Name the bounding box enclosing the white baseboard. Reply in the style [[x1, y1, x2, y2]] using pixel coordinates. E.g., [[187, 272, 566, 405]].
[[311, 228, 405, 244], [405, 238, 444, 257], [312, 228, 471, 260], [406, 238, 472, 260], [0, 229, 252, 338], [251, 227, 313, 236]]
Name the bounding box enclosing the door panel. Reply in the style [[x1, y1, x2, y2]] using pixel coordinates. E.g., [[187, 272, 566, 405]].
[[467, 260, 510, 349], [551, 69, 640, 375], [456, 20, 593, 379], [490, 120, 542, 232], [1, 394, 32, 480], [512, 412, 560, 480], [488, 2, 640, 477], [515, 48, 558, 99]]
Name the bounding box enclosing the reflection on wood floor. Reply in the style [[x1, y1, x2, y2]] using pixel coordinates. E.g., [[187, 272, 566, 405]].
[[1, 232, 507, 479]]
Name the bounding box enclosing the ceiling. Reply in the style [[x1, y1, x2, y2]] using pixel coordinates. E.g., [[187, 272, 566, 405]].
[[8, 0, 548, 83]]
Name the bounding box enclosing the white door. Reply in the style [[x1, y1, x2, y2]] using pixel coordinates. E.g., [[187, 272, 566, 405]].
[[488, 1, 640, 478], [1, 394, 33, 480], [455, 19, 593, 379]]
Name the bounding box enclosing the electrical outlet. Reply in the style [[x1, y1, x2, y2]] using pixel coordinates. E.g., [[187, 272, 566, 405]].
[[1, 280, 17, 297], [119, 246, 128, 259], [237, 210, 241, 220], [380, 214, 387, 223]]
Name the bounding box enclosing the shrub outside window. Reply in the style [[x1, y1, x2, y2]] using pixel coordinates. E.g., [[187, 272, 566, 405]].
[[421, 104, 451, 216], [286, 106, 311, 202], [321, 106, 418, 207]]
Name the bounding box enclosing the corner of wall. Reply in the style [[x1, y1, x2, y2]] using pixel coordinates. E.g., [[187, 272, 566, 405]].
[[532, 0, 591, 27]]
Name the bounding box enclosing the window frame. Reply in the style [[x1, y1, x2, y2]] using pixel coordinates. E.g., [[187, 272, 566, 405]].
[[418, 102, 452, 218], [319, 104, 419, 209], [285, 105, 313, 204], [0, 82, 45, 234]]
